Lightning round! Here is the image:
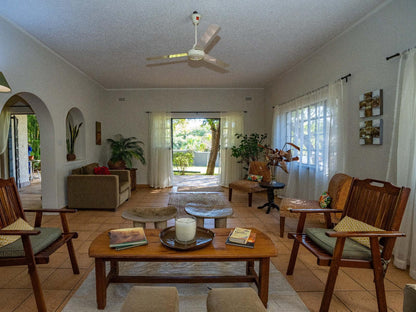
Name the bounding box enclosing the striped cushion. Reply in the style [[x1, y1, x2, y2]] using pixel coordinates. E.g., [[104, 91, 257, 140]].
[[0, 218, 34, 247]]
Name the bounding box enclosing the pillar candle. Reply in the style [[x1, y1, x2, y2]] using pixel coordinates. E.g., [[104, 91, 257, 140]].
[[175, 217, 196, 242]]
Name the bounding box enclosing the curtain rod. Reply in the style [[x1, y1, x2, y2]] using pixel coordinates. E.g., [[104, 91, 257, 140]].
[[272, 72, 351, 108], [386, 45, 416, 61], [145, 111, 247, 114]]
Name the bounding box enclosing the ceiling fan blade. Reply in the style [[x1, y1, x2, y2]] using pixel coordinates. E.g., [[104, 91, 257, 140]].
[[195, 24, 221, 51], [146, 52, 188, 61], [203, 54, 229, 69]]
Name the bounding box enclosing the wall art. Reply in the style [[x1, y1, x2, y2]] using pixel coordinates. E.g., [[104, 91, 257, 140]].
[[359, 89, 383, 118], [359, 119, 383, 145]]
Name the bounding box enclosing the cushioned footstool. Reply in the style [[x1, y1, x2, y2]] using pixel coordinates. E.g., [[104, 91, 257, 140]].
[[120, 286, 179, 312], [207, 287, 267, 312], [404, 284, 416, 312]]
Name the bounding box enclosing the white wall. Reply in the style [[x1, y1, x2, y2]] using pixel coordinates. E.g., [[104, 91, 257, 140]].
[[0, 16, 106, 208], [16, 115, 30, 186], [102, 88, 266, 184], [265, 0, 416, 181]]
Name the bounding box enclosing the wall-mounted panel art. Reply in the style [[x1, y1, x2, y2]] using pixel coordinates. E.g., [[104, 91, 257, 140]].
[[359, 89, 383, 117], [360, 119, 383, 145]]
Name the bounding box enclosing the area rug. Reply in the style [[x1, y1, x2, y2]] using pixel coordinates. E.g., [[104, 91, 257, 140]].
[[168, 192, 229, 216], [177, 185, 224, 192], [63, 261, 309, 312]]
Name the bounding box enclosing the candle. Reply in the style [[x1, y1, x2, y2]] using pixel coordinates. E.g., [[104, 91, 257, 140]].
[[175, 217, 196, 243]]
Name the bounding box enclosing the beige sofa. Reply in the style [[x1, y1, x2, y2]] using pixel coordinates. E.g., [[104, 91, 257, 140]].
[[67, 163, 131, 210]]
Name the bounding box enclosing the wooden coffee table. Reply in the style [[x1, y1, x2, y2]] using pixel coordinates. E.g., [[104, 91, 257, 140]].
[[89, 228, 277, 309]]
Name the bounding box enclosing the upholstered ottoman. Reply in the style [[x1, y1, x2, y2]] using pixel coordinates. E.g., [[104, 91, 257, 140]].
[[207, 287, 267, 312], [120, 286, 179, 312], [404, 284, 416, 312]]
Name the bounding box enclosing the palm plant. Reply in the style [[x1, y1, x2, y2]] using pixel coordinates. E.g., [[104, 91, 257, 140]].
[[107, 134, 146, 169]]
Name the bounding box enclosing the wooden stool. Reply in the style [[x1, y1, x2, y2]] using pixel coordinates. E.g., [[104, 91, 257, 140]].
[[185, 203, 233, 228], [122, 206, 177, 229], [207, 287, 266, 312], [120, 286, 179, 312]]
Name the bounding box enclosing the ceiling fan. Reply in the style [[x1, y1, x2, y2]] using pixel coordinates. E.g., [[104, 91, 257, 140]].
[[146, 11, 229, 69]]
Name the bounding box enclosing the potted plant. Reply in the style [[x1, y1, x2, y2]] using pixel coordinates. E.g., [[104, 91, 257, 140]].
[[231, 133, 268, 172], [66, 121, 83, 161], [107, 134, 146, 169]]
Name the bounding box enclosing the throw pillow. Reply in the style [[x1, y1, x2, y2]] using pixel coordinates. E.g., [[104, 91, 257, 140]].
[[94, 166, 111, 175], [319, 192, 332, 208], [0, 218, 34, 247], [334, 216, 384, 248], [247, 174, 263, 182]]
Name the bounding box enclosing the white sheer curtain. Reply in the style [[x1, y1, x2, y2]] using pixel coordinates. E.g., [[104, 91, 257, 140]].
[[272, 80, 345, 199], [148, 112, 173, 188], [390, 48, 416, 279], [220, 112, 244, 187], [0, 107, 11, 155]]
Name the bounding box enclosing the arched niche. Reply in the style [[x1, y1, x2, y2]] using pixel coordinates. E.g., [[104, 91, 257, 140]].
[[65, 108, 85, 161]]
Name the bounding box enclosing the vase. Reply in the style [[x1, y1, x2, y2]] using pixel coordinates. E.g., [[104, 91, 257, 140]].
[[67, 154, 76, 161]]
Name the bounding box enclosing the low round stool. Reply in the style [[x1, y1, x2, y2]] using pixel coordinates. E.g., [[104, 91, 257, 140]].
[[120, 286, 179, 312], [122, 206, 177, 229], [185, 203, 233, 228]]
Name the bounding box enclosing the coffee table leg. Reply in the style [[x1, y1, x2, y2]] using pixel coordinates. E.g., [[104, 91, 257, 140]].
[[246, 260, 255, 275], [258, 258, 270, 308], [95, 258, 107, 309]]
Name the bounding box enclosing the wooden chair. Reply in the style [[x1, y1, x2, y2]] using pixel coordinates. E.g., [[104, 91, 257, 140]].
[[228, 161, 271, 207], [279, 173, 352, 237], [286, 178, 410, 312], [0, 178, 79, 312]]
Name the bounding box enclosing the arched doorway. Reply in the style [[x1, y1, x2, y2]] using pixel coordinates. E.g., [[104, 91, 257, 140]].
[[0, 92, 56, 208]]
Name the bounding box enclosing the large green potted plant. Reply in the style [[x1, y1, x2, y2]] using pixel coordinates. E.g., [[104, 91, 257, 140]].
[[66, 121, 83, 161], [107, 134, 146, 169], [231, 133, 268, 172]]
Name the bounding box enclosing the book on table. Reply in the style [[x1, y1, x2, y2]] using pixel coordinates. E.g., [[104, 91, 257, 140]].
[[226, 231, 256, 248], [108, 227, 148, 250], [228, 227, 251, 244]]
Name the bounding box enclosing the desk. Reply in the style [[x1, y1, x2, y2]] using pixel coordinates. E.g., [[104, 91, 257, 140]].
[[257, 181, 285, 214], [89, 228, 277, 309]]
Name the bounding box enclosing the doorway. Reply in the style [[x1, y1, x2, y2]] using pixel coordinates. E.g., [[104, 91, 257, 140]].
[[171, 118, 220, 187]]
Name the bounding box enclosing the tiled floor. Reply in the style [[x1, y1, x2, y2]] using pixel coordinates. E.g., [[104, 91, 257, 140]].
[[2, 180, 414, 312]]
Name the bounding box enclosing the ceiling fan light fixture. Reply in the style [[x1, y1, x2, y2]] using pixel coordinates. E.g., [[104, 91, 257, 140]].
[[187, 48, 204, 61]]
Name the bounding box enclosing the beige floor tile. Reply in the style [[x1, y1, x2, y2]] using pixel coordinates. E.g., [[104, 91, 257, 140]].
[[0, 267, 27, 288], [14, 289, 71, 312], [368, 290, 404, 312], [311, 268, 365, 291], [10, 268, 55, 289], [285, 268, 326, 292], [341, 267, 401, 291], [334, 290, 382, 312], [42, 268, 87, 290], [297, 291, 349, 312], [0, 289, 32, 312]]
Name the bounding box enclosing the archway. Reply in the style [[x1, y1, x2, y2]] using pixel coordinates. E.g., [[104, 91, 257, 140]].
[[0, 92, 56, 208]]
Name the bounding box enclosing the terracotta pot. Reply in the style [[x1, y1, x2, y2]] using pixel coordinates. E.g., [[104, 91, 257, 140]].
[[67, 154, 76, 161], [28, 155, 34, 161], [107, 160, 126, 169]]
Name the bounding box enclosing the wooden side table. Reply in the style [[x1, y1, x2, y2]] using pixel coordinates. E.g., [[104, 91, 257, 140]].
[[257, 181, 285, 214], [127, 168, 137, 191]]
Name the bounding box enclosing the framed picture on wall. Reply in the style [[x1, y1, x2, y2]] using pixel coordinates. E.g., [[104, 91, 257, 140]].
[[359, 89, 383, 117], [359, 119, 383, 145], [96, 121, 102, 145]]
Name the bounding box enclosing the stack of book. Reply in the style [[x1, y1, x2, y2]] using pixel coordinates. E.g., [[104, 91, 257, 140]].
[[108, 227, 148, 251], [225, 227, 256, 248]]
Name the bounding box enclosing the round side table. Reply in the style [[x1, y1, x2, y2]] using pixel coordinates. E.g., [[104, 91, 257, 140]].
[[122, 206, 177, 229], [257, 181, 285, 214], [185, 203, 233, 228]]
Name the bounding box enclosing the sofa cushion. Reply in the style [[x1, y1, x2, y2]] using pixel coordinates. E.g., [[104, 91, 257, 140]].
[[120, 181, 130, 193], [305, 227, 372, 260], [0, 227, 62, 258], [82, 163, 99, 174]]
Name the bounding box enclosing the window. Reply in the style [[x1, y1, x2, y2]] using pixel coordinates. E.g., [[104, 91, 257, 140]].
[[285, 99, 329, 172]]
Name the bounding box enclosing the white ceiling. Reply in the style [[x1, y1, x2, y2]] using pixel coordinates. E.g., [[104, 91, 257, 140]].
[[0, 0, 386, 89]]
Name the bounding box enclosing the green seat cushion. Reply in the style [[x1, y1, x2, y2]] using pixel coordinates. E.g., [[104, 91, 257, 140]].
[[0, 227, 62, 258], [305, 228, 372, 260]]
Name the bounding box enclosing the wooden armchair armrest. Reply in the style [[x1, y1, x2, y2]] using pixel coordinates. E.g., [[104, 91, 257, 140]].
[[326, 231, 405, 238], [289, 208, 343, 213], [24, 208, 76, 232], [0, 229, 40, 236]]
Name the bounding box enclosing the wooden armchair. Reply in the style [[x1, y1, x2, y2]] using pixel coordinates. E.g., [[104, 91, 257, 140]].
[[0, 178, 79, 312], [228, 161, 271, 207], [279, 173, 352, 237], [286, 178, 410, 312]]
